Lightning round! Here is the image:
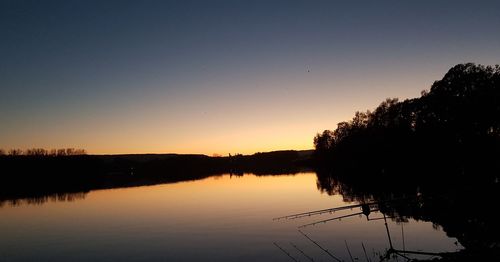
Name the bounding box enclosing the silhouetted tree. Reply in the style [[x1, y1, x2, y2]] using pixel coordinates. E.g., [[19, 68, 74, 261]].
[[1, 148, 87, 156], [8, 149, 23, 156], [26, 148, 48, 156], [73, 149, 87, 155], [314, 63, 500, 181], [56, 149, 66, 156], [313, 130, 334, 155]]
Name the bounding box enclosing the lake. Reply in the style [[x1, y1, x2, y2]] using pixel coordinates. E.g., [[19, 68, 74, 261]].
[[0, 172, 461, 261]]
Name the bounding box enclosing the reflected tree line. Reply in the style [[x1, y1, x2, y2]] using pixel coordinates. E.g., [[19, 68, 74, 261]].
[[314, 63, 500, 260], [315, 168, 500, 261], [0, 192, 87, 208], [0, 149, 312, 206]]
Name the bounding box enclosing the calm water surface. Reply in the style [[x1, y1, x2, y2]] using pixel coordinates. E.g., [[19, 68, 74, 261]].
[[0, 173, 460, 261]]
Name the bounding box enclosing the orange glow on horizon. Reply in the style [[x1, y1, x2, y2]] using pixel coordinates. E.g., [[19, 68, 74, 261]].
[[0, 69, 432, 155]]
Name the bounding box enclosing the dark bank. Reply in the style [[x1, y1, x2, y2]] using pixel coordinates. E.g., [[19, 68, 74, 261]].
[[0, 149, 314, 204]]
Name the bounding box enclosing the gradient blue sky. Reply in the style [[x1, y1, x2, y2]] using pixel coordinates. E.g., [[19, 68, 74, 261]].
[[1, 0, 500, 154]]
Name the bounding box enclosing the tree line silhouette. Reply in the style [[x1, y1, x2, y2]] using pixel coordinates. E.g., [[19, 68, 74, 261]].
[[0, 150, 312, 205], [0, 148, 86, 156], [313, 63, 500, 260], [314, 63, 500, 183]]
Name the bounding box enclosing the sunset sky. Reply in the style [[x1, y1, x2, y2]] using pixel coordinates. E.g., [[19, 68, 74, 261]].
[[1, 0, 500, 155]]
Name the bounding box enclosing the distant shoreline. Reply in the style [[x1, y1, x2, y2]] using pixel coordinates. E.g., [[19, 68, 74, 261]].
[[0, 150, 314, 204]]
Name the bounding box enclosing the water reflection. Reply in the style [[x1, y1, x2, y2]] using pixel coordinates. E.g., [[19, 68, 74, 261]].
[[312, 169, 500, 260], [0, 192, 87, 207], [0, 173, 456, 261], [274, 198, 462, 261], [0, 172, 489, 261]]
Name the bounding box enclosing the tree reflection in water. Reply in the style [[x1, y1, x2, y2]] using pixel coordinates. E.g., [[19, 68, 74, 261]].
[[288, 170, 500, 261], [0, 192, 87, 207]]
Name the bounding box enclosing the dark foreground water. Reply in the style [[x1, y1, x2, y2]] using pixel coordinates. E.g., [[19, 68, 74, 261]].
[[0, 173, 460, 261]]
